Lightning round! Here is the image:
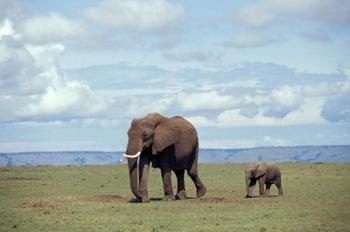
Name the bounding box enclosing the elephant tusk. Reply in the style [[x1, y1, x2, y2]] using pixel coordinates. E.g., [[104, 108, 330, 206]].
[[120, 151, 141, 162]]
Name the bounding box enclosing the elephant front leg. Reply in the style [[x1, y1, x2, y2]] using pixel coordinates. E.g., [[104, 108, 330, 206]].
[[258, 177, 266, 197], [187, 168, 206, 198], [161, 168, 175, 201], [174, 169, 187, 200], [139, 154, 150, 203], [246, 179, 256, 198]]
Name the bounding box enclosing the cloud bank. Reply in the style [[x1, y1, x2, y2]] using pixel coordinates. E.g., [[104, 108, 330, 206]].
[[84, 0, 184, 33]]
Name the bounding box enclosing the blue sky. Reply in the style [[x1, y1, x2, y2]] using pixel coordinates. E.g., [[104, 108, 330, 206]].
[[0, 0, 349, 152]]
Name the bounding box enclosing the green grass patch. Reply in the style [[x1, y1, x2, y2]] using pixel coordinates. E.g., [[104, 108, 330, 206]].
[[1, 163, 349, 231]]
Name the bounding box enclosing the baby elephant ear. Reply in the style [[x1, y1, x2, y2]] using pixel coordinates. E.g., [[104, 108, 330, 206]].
[[255, 164, 267, 178], [152, 123, 178, 154]]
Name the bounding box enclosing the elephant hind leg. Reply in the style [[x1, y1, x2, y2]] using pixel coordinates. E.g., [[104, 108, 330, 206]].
[[275, 176, 283, 196], [174, 169, 187, 200], [263, 183, 272, 197], [186, 168, 206, 198], [276, 183, 283, 196]]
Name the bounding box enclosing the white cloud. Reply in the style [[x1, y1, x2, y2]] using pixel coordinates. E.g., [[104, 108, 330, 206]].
[[0, 18, 16, 39], [302, 82, 339, 97], [200, 136, 287, 148], [233, 4, 275, 28], [186, 92, 325, 128], [223, 33, 277, 48], [218, 110, 274, 127], [23, 81, 107, 119], [17, 12, 86, 44], [198, 79, 259, 91], [281, 97, 325, 125], [0, 21, 48, 96], [321, 70, 350, 122], [302, 29, 331, 42], [271, 0, 350, 23], [84, 0, 184, 33], [175, 91, 241, 112], [216, 86, 325, 127], [200, 139, 257, 149], [123, 96, 172, 118], [0, 0, 25, 22], [263, 85, 303, 118], [20, 42, 108, 119], [25, 43, 65, 67], [163, 51, 221, 63], [234, 0, 350, 28], [185, 116, 216, 128], [216, 99, 325, 127], [261, 136, 287, 146], [239, 103, 260, 118], [1, 14, 348, 130], [0, 18, 109, 122]]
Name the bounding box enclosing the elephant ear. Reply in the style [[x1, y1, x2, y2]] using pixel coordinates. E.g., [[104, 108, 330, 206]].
[[152, 122, 179, 154], [255, 163, 267, 178]]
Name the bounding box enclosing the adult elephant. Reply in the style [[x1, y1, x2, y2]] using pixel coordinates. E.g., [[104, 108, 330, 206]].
[[122, 113, 206, 203], [245, 161, 283, 198]]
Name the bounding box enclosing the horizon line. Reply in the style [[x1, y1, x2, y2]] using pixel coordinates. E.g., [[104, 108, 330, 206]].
[[1, 144, 349, 154]]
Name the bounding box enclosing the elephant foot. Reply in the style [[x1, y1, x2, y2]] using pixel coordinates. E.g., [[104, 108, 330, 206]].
[[129, 198, 141, 203], [129, 195, 149, 203], [163, 194, 175, 201], [141, 197, 150, 203], [196, 186, 207, 198], [261, 192, 269, 198], [245, 195, 252, 198], [175, 190, 187, 200]]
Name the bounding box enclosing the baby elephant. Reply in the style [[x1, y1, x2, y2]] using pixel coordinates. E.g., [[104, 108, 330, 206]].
[[245, 161, 283, 198]]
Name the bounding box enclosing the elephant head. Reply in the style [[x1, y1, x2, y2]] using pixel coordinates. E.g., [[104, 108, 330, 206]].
[[123, 113, 179, 200], [245, 162, 267, 189]]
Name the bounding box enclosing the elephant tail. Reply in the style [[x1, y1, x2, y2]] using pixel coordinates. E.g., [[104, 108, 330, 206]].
[[188, 136, 199, 172], [195, 137, 199, 159]]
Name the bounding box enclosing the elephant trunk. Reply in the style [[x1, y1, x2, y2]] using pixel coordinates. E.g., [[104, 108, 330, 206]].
[[126, 140, 143, 200], [127, 157, 142, 200]]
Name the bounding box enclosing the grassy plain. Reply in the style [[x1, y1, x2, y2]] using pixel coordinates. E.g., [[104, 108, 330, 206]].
[[0, 163, 349, 231]]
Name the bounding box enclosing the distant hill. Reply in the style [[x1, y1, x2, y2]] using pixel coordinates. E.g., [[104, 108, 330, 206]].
[[0, 145, 349, 167], [0, 151, 120, 167], [199, 145, 350, 163]]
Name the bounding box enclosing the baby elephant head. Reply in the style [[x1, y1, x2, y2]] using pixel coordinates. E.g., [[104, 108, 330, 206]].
[[245, 162, 267, 184]]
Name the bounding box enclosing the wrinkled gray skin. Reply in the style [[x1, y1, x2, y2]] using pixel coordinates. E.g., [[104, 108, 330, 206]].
[[245, 162, 283, 198], [125, 113, 206, 203]]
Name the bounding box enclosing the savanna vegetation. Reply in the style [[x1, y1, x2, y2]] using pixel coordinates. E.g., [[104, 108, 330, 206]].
[[1, 163, 349, 231]]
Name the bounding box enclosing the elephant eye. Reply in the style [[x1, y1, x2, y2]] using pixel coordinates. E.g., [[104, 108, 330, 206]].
[[142, 130, 154, 140], [142, 132, 151, 139]]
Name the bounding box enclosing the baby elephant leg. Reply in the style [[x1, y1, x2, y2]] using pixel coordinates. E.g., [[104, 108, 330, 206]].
[[246, 179, 256, 198], [276, 183, 283, 196], [276, 177, 283, 196], [258, 177, 266, 197], [263, 183, 272, 197]]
